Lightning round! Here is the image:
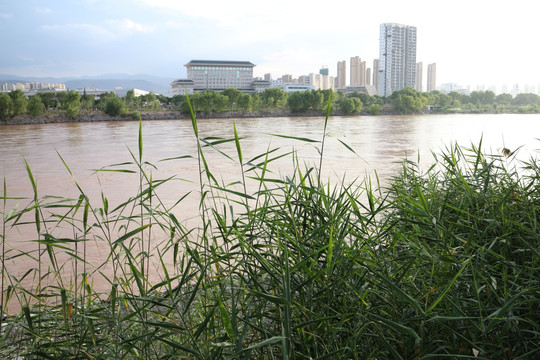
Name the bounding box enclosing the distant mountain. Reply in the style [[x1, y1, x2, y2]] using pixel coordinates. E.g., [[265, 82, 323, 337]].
[[0, 74, 73, 83], [0, 74, 176, 96]]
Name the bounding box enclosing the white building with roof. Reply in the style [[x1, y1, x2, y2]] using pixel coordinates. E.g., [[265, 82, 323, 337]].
[[171, 60, 271, 94], [185, 60, 255, 92], [171, 79, 195, 95]]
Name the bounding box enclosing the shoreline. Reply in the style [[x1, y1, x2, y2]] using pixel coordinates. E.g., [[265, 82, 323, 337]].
[[0, 107, 513, 126], [1, 109, 327, 126]]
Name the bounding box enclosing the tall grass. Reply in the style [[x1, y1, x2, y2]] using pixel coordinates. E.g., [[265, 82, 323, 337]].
[[0, 94, 538, 359]]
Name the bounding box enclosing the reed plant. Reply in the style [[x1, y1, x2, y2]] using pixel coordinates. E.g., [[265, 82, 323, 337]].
[[0, 93, 538, 359]]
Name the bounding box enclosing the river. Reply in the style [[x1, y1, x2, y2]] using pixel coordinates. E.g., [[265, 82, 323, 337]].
[[1, 113, 539, 310]]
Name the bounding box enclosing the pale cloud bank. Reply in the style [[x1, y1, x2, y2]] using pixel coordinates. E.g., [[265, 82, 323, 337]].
[[34, 7, 52, 14], [107, 18, 154, 35], [40, 18, 153, 43]]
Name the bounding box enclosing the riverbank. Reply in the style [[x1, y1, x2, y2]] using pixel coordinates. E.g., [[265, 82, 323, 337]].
[[1, 109, 331, 125], [0, 106, 421, 126], [1, 106, 532, 126]]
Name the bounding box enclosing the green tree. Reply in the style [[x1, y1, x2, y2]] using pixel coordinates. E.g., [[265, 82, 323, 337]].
[[80, 91, 95, 110], [350, 91, 372, 106], [340, 97, 363, 114], [9, 90, 28, 116], [142, 92, 161, 110], [371, 95, 384, 106], [212, 93, 229, 112], [428, 91, 452, 107], [104, 95, 127, 116], [513, 93, 540, 106], [27, 95, 45, 116], [170, 94, 185, 110], [495, 93, 513, 105], [366, 103, 381, 115], [320, 89, 335, 110], [125, 90, 140, 110], [390, 87, 428, 114], [55, 91, 67, 108], [96, 92, 115, 110], [448, 91, 470, 105], [287, 91, 310, 112], [157, 94, 170, 107], [63, 90, 81, 119], [470, 90, 495, 105], [261, 88, 287, 108], [237, 93, 253, 111], [307, 90, 324, 110], [38, 92, 57, 109], [0, 93, 13, 120], [180, 91, 229, 114], [222, 88, 242, 110]]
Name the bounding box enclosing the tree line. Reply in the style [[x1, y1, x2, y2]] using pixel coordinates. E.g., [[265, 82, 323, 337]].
[[2, 86, 540, 121]]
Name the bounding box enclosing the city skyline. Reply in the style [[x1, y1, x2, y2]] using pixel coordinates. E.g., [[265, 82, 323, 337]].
[[1, 0, 539, 92]]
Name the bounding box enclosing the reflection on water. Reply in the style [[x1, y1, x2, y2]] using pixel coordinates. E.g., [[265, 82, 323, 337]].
[[1, 113, 539, 309]]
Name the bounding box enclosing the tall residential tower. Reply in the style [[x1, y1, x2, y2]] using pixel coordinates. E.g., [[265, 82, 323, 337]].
[[378, 23, 417, 97], [427, 63, 437, 92], [415, 62, 423, 92], [373, 59, 379, 92], [350, 56, 367, 86], [337, 60, 347, 89]]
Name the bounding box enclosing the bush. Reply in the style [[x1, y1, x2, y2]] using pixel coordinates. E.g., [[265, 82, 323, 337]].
[[27, 95, 45, 116], [340, 97, 363, 114], [0, 92, 13, 120], [104, 96, 126, 116], [366, 103, 381, 115], [131, 110, 141, 120]]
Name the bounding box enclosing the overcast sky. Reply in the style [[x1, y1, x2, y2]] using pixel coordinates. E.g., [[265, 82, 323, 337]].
[[1, 0, 538, 91]]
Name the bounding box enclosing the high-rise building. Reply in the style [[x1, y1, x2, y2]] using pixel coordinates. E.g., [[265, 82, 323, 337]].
[[366, 68, 371, 86], [373, 59, 379, 92], [350, 56, 361, 85], [337, 60, 347, 89], [360, 61, 366, 85], [427, 63, 437, 92], [378, 23, 417, 97], [298, 73, 334, 90], [350, 57, 368, 86], [415, 62, 423, 92], [281, 74, 293, 83]]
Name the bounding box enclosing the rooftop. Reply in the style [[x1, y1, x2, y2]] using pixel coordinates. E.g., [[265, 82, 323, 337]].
[[185, 60, 255, 67]]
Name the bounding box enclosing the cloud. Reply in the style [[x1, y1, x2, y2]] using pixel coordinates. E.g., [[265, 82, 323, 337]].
[[107, 18, 154, 35], [0, 13, 13, 19], [41, 23, 116, 41], [165, 21, 187, 29], [140, 0, 311, 27], [34, 7, 52, 14], [40, 19, 153, 44], [19, 56, 36, 62]]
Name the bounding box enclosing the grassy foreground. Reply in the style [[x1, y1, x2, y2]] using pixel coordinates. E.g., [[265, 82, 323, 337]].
[[0, 97, 539, 359]]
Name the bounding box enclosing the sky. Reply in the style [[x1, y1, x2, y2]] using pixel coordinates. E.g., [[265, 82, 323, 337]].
[[1, 0, 538, 92]]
